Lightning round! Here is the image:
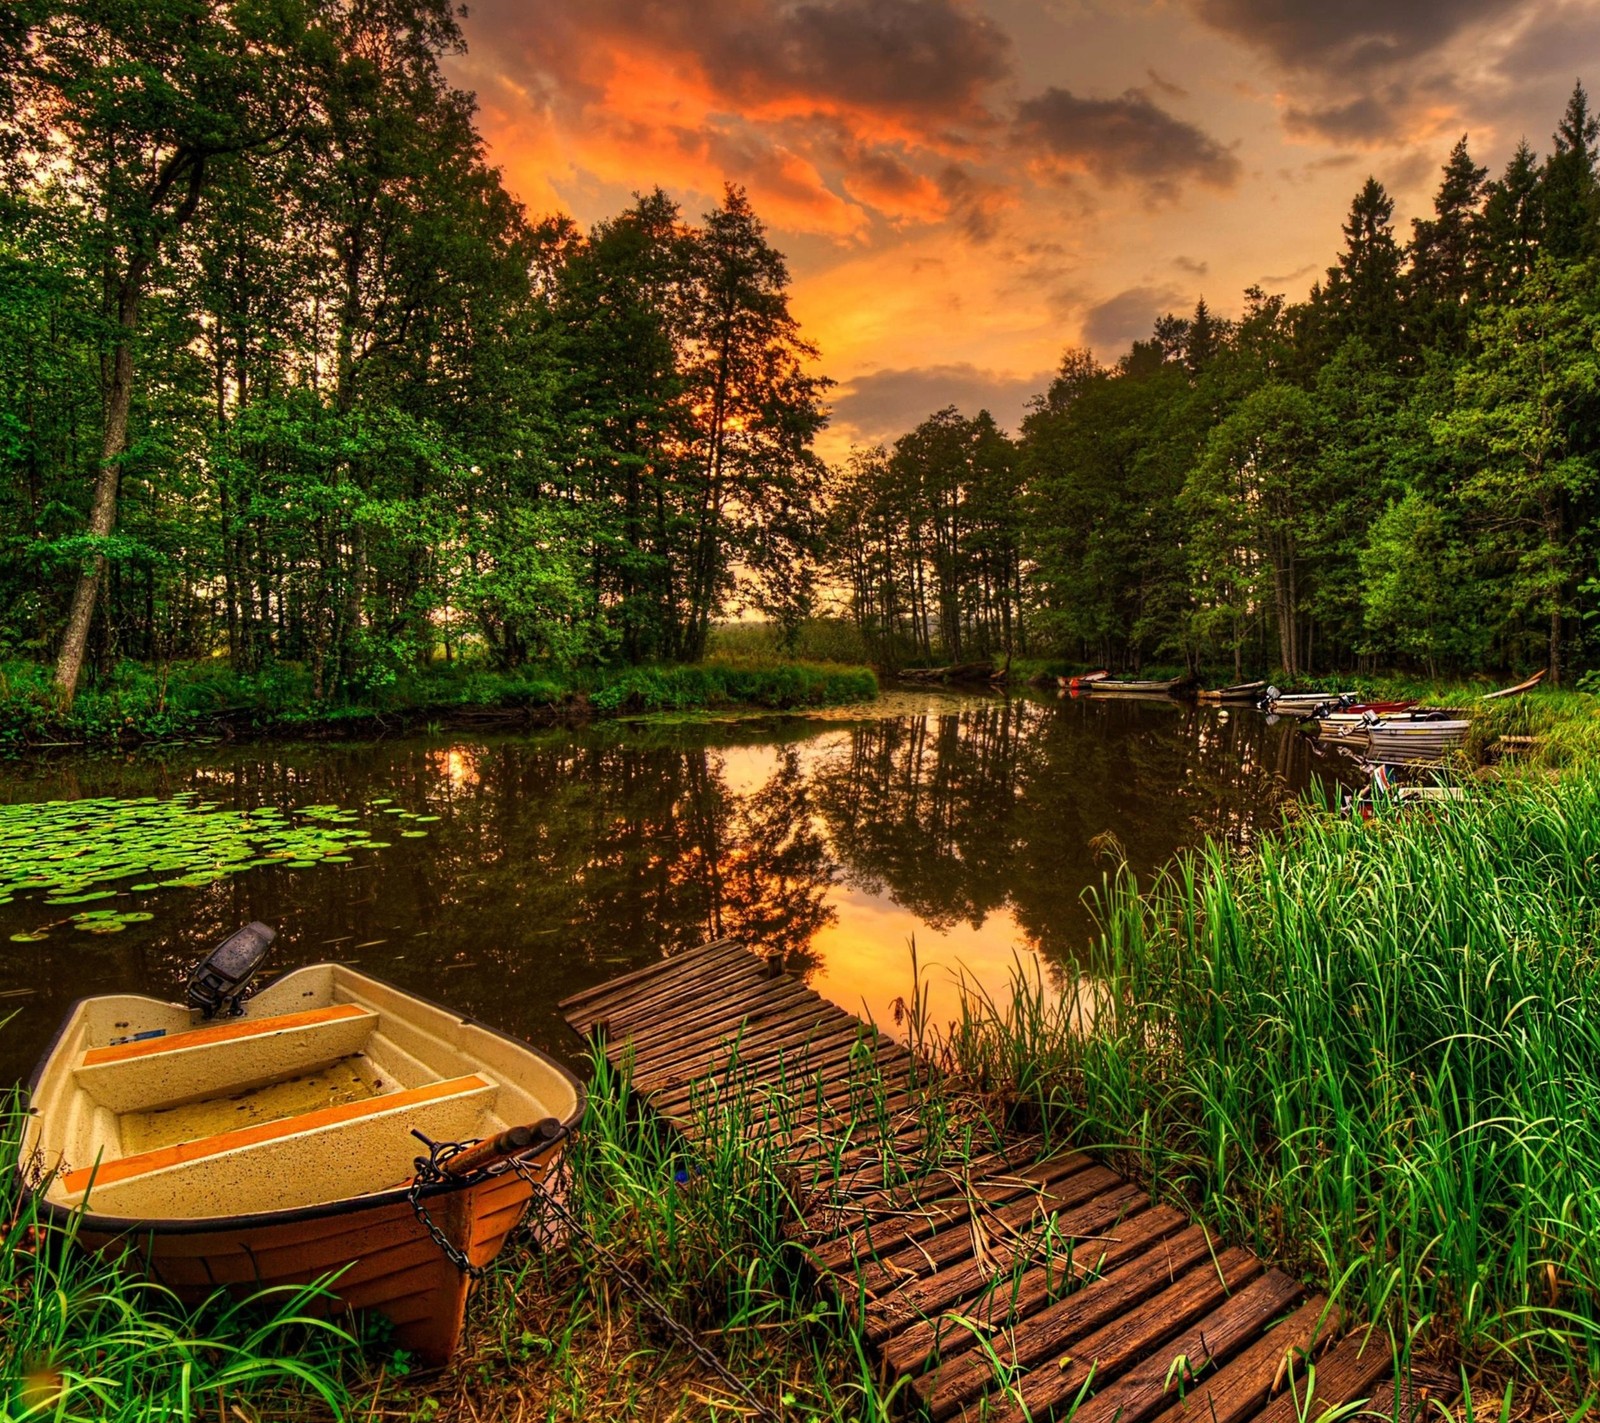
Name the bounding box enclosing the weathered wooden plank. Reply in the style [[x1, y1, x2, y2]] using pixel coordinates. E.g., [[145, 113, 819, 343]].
[[913, 1224, 1221, 1420], [621, 987, 823, 1069], [982, 1246, 1263, 1423], [572, 947, 772, 1036], [877, 1195, 1182, 1375], [794, 1138, 1053, 1248], [1145, 1295, 1340, 1423], [638, 1014, 885, 1096], [589, 957, 775, 1038], [846, 1166, 1131, 1305], [810, 1151, 1098, 1276], [1245, 1329, 1391, 1423], [1070, 1269, 1305, 1423], [559, 938, 743, 1021], [648, 1034, 908, 1121]]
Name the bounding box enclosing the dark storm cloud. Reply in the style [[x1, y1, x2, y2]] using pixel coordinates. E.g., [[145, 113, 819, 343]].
[[1016, 88, 1241, 196], [833, 364, 1051, 440], [1082, 285, 1184, 354], [1185, 0, 1554, 146], [485, 0, 1013, 124], [1187, 0, 1508, 74]]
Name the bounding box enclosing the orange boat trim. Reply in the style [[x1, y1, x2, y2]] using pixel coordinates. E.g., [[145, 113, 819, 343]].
[[61, 1072, 491, 1196], [82, 1003, 371, 1066]]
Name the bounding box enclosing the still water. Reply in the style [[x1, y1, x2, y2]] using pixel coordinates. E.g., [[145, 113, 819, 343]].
[[0, 690, 1352, 1084]]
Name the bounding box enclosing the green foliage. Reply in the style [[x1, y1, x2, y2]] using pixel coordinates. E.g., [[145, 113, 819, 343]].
[[832, 89, 1600, 689], [0, 1098, 354, 1420], [940, 762, 1600, 1405], [587, 661, 877, 714]]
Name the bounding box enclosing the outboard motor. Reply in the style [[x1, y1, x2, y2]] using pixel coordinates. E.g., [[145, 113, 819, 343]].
[[1257, 684, 1282, 712], [186, 921, 276, 1019]]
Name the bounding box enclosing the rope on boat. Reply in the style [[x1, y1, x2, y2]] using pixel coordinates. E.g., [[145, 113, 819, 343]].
[[408, 1129, 783, 1423]]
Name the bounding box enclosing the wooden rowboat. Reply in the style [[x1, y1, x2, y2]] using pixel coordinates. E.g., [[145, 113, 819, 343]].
[[1084, 676, 1185, 696], [21, 929, 584, 1363], [1197, 680, 1265, 703]]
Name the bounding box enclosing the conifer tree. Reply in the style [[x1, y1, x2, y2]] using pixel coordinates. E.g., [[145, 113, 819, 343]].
[[1409, 136, 1489, 349], [1540, 82, 1600, 262], [1323, 177, 1404, 357]]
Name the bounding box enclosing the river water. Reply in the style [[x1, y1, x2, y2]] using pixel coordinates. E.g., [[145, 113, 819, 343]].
[[0, 690, 1352, 1085]]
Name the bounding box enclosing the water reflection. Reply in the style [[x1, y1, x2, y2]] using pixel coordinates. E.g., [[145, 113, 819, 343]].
[[0, 693, 1345, 1082]]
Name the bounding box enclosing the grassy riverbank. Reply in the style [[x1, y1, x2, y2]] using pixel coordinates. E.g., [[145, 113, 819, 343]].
[[940, 756, 1600, 1419], [0, 1096, 353, 1420], [0, 657, 879, 752]]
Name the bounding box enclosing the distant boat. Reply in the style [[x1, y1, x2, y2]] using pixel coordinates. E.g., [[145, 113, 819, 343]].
[[1197, 680, 1265, 703], [1365, 718, 1472, 763], [1085, 676, 1185, 696], [1259, 690, 1356, 718], [22, 925, 585, 1364], [1348, 765, 1474, 819]]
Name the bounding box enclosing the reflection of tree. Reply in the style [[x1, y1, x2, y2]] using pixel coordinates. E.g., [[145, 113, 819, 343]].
[[0, 702, 1350, 1084], [715, 746, 838, 973], [810, 701, 1039, 931], [810, 695, 1342, 968]]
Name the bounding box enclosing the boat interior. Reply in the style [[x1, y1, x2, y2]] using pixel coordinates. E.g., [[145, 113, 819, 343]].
[[23, 964, 580, 1221]]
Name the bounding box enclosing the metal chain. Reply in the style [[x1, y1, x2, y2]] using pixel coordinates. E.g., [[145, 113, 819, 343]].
[[409, 1131, 783, 1423]]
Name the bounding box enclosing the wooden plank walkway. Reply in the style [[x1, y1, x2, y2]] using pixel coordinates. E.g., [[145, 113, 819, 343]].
[[559, 939, 1447, 1422]]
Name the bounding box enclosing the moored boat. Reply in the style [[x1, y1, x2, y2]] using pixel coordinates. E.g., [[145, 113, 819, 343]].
[[21, 925, 585, 1363], [1057, 669, 1110, 690], [1365, 718, 1472, 763], [1197, 680, 1266, 703], [1258, 689, 1356, 717], [1085, 676, 1185, 696]]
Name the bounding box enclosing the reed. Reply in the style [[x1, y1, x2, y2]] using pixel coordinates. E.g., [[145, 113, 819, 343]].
[[935, 764, 1600, 1413], [0, 1095, 353, 1421]]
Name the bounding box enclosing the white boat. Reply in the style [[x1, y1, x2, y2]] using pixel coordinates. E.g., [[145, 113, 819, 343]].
[[22, 925, 585, 1362]]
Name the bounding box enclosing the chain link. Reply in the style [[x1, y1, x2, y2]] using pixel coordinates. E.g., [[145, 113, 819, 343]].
[[408, 1129, 782, 1423]]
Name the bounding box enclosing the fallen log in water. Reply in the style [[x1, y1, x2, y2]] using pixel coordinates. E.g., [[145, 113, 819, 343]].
[[896, 661, 999, 684]]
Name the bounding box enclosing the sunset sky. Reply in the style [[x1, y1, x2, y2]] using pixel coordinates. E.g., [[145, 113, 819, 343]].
[[449, 0, 1600, 456]]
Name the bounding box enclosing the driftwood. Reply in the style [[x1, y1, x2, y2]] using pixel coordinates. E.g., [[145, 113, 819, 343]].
[[896, 661, 999, 684]]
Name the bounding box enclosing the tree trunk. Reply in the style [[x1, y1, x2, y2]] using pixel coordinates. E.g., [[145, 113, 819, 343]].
[[53, 278, 138, 705]]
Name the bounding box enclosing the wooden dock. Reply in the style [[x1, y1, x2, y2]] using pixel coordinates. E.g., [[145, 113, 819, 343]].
[[559, 939, 1443, 1422]]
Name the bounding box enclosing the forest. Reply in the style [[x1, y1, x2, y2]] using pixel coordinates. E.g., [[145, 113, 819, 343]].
[[5, 1, 1600, 709]]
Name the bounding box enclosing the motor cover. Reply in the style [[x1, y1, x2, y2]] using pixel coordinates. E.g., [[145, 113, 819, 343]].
[[187, 921, 276, 1018]]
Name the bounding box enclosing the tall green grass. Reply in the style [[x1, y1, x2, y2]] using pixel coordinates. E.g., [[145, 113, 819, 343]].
[[938, 766, 1600, 1407], [0, 1097, 353, 1420]]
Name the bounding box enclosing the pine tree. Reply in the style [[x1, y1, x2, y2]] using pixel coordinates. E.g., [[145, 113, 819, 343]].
[[1481, 141, 1544, 296], [1540, 82, 1600, 262], [1408, 136, 1488, 349], [1323, 177, 1404, 356], [1186, 298, 1221, 374]]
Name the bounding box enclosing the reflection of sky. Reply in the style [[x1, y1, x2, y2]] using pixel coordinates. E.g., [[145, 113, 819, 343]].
[[809, 883, 1043, 1042], [718, 720, 1050, 1038], [0, 695, 1345, 1084]]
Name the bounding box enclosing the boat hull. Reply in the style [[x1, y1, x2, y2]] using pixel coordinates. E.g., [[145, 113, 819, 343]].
[[61, 1143, 557, 1362], [1365, 721, 1472, 763], [1084, 678, 1183, 697]]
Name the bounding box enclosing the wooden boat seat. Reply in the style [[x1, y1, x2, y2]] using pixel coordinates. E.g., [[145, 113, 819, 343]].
[[58, 1073, 498, 1219], [75, 1004, 380, 1114]]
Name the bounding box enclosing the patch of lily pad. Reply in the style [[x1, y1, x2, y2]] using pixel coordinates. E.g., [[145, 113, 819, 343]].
[[0, 792, 395, 942]]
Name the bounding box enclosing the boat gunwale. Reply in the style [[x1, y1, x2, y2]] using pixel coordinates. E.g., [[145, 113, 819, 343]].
[[20, 965, 588, 1237]]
